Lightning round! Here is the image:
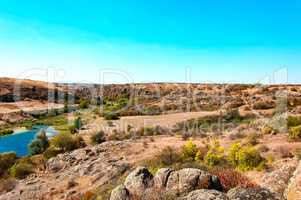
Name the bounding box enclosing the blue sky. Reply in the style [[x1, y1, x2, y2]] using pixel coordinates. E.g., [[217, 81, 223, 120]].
[[0, 0, 300, 83]]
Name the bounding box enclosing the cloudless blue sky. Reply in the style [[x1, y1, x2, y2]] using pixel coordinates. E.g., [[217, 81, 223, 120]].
[[0, 0, 300, 83]]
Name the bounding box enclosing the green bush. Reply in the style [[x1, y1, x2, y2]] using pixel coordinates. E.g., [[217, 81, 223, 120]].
[[289, 126, 301, 141], [28, 130, 49, 156], [51, 133, 81, 152], [237, 146, 265, 171], [43, 147, 62, 160], [90, 131, 106, 145], [103, 112, 120, 120], [253, 101, 274, 110], [74, 117, 83, 130], [227, 142, 265, 171], [204, 140, 224, 168], [68, 125, 77, 134], [245, 132, 261, 146], [261, 125, 278, 135], [0, 152, 17, 175], [181, 139, 198, 162], [0, 129, 14, 136], [9, 163, 33, 179], [79, 99, 89, 109], [287, 116, 301, 128]]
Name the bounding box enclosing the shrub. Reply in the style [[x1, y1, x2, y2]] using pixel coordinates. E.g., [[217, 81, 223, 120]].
[[104, 112, 120, 120], [253, 101, 274, 110], [227, 143, 265, 171], [43, 147, 62, 160], [245, 132, 261, 146], [287, 116, 301, 128], [74, 117, 82, 131], [149, 146, 180, 167], [0, 152, 17, 175], [204, 140, 224, 168], [51, 133, 80, 152], [0, 129, 14, 136], [0, 178, 16, 194], [257, 145, 269, 153], [213, 168, 257, 192], [90, 131, 106, 145], [79, 99, 89, 109], [261, 125, 277, 135], [28, 130, 49, 156], [237, 146, 265, 171], [68, 125, 77, 134], [181, 139, 198, 162], [289, 126, 301, 141], [9, 163, 33, 179]]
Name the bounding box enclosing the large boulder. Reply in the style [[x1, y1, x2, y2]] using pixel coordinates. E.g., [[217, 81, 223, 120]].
[[285, 161, 301, 200], [227, 187, 279, 200], [261, 159, 298, 198], [177, 189, 229, 200], [124, 167, 153, 197], [110, 185, 130, 200], [111, 167, 223, 200]]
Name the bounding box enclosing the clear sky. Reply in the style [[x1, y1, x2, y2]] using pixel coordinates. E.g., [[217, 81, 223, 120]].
[[0, 0, 300, 84]]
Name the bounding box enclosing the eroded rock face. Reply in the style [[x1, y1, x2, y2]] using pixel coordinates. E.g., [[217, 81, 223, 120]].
[[260, 159, 298, 198], [0, 141, 131, 200], [177, 189, 229, 200], [227, 187, 279, 200], [285, 161, 301, 200], [110, 167, 223, 200], [124, 167, 153, 197], [111, 185, 130, 200]]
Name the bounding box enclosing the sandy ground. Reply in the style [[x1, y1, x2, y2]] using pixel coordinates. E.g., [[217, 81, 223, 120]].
[[83, 111, 218, 135]]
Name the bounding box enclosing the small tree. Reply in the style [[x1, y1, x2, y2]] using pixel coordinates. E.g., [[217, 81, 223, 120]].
[[28, 130, 49, 156], [51, 133, 77, 152], [79, 99, 89, 109], [74, 117, 82, 131], [181, 139, 198, 162], [90, 131, 106, 145]]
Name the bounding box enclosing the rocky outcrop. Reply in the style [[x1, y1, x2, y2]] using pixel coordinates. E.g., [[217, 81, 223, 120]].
[[285, 161, 301, 200], [260, 159, 298, 199], [110, 167, 224, 200], [0, 141, 131, 200], [227, 187, 279, 200], [178, 189, 229, 200]]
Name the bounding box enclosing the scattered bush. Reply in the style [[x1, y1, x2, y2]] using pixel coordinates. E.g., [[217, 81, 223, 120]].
[[257, 144, 269, 153], [181, 139, 198, 162], [103, 112, 120, 120], [68, 125, 77, 134], [28, 130, 49, 156], [245, 132, 261, 146], [43, 147, 62, 160], [74, 117, 83, 131], [0, 152, 17, 175], [51, 133, 82, 152], [287, 116, 301, 128], [261, 125, 278, 135], [237, 146, 265, 171], [288, 126, 301, 141], [204, 140, 225, 168], [79, 99, 89, 109], [0, 129, 14, 136], [90, 131, 106, 145], [9, 163, 33, 179], [253, 101, 274, 110], [213, 168, 257, 192], [227, 142, 265, 171], [0, 178, 16, 194]]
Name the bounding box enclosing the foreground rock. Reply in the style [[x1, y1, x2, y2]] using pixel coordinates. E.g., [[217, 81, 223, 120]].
[[0, 141, 131, 200], [260, 159, 298, 199], [110, 167, 223, 200], [285, 160, 301, 200], [227, 187, 279, 200], [178, 189, 228, 200]]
